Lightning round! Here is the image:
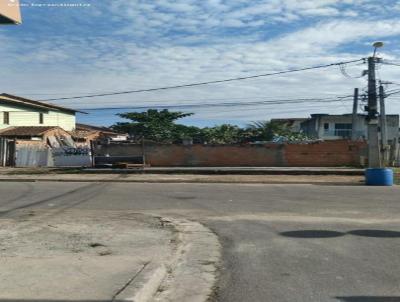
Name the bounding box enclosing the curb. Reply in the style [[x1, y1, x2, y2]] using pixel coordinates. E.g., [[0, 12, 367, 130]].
[[0, 177, 365, 186], [83, 168, 365, 176], [114, 217, 221, 302], [113, 262, 168, 302]]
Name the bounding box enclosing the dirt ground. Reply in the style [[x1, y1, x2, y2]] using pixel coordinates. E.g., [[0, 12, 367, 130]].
[[0, 210, 176, 301]]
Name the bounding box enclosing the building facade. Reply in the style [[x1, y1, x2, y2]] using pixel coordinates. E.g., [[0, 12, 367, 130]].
[[300, 113, 400, 144], [0, 93, 80, 132]]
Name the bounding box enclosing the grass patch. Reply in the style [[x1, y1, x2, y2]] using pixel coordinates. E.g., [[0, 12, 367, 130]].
[[394, 170, 400, 185]]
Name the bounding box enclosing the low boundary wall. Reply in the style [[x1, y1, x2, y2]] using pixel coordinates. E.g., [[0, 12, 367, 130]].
[[94, 140, 367, 167]]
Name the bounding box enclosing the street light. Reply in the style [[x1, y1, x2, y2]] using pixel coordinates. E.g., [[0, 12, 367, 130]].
[[372, 41, 384, 57], [0, 0, 22, 24]]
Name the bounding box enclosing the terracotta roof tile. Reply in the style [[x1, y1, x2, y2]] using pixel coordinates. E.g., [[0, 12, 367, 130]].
[[70, 130, 98, 139], [0, 126, 59, 137], [76, 123, 119, 134]]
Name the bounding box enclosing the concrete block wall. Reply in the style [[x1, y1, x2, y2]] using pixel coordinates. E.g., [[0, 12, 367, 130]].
[[94, 140, 367, 167]]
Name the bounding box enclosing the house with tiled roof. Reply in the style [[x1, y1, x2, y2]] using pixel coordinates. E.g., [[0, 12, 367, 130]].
[[0, 93, 125, 167], [70, 123, 127, 146], [0, 126, 73, 147], [0, 94, 87, 166], [0, 93, 85, 132]]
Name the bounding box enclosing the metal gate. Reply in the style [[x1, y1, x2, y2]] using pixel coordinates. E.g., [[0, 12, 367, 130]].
[[0, 138, 16, 167]]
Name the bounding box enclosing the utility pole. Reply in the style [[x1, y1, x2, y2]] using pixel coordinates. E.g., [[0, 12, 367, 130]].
[[379, 84, 389, 165], [351, 88, 359, 141], [366, 54, 381, 168], [365, 42, 394, 185]]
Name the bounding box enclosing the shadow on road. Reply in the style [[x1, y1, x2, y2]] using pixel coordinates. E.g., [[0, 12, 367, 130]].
[[336, 296, 400, 301], [280, 230, 345, 238], [348, 229, 400, 238], [280, 229, 400, 238]]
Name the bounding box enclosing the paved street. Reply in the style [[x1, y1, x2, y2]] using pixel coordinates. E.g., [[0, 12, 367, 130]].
[[1, 182, 400, 302]]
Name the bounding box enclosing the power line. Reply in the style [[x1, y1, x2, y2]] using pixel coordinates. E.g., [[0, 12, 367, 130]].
[[40, 58, 365, 102], [74, 98, 350, 118], [386, 89, 400, 97], [45, 93, 353, 110], [338, 63, 364, 79], [75, 95, 353, 112], [381, 61, 400, 67], [78, 103, 349, 121], [74, 89, 389, 113], [198, 102, 348, 115], [40, 94, 340, 106]]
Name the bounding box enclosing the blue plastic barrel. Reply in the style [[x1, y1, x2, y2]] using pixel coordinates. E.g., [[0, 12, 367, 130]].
[[365, 168, 393, 186]]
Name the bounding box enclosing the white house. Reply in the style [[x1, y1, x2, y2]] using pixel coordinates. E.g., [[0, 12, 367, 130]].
[[300, 113, 400, 144], [0, 93, 83, 132], [0, 93, 90, 167]]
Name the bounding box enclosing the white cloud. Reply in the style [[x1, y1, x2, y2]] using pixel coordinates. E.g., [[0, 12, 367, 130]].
[[1, 1, 400, 126], [102, 0, 377, 43]]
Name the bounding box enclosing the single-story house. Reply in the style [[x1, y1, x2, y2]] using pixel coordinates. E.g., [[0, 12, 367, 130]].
[[0, 126, 76, 167], [70, 123, 128, 146], [0, 126, 74, 147]]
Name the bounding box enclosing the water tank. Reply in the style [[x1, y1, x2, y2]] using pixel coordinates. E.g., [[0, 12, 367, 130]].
[[365, 168, 393, 186]]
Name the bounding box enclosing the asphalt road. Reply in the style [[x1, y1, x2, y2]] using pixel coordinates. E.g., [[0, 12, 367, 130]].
[[1, 182, 400, 302]]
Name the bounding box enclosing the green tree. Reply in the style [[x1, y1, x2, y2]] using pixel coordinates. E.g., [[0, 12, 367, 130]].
[[202, 124, 244, 144], [112, 109, 193, 143], [246, 121, 308, 142], [171, 124, 205, 143], [246, 121, 289, 142]]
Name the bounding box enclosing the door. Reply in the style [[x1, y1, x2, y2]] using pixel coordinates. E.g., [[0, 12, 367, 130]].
[[5, 140, 16, 167]]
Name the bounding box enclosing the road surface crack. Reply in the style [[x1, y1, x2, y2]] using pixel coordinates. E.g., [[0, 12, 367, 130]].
[[111, 261, 151, 302]]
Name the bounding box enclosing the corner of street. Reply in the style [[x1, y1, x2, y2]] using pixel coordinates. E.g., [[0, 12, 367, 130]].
[[0, 208, 220, 302], [1, 2, 400, 301]]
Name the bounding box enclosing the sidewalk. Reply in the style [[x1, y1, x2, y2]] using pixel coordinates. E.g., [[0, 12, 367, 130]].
[[1, 166, 397, 185], [0, 166, 365, 175], [87, 166, 365, 175], [0, 210, 220, 302], [0, 172, 365, 185]]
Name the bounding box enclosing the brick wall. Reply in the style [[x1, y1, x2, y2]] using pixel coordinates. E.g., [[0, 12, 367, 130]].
[[95, 140, 367, 167], [145, 144, 285, 166], [284, 141, 367, 167]]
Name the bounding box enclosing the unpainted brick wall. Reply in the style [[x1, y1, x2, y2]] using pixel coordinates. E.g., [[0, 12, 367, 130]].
[[284, 141, 367, 167], [144, 144, 284, 166], [95, 140, 367, 167]]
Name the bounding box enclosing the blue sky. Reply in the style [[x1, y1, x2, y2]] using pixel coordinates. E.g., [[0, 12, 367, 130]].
[[1, 0, 400, 127]]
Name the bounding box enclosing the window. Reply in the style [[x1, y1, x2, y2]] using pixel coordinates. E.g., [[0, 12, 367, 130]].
[[39, 113, 44, 124], [334, 123, 352, 138], [3, 112, 9, 125], [323, 123, 329, 131]]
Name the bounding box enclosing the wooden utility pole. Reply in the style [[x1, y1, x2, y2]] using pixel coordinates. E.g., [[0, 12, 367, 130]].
[[351, 88, 359, 141]]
